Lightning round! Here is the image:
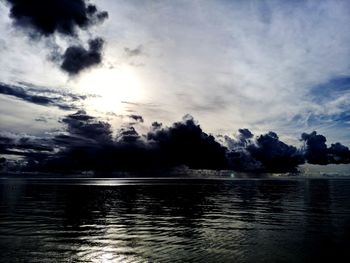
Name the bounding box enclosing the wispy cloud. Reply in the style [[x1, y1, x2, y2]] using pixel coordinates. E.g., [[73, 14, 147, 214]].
[[0, 82, 85, 110], [103, 0, 350, 138], [1, 0, 350, 146]]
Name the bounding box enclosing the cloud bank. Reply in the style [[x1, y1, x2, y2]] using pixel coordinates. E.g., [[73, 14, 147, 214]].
[[1, 112, 349, 174]]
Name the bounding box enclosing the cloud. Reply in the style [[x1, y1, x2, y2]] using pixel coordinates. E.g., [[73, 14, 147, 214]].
[[0, 157, 5, 169], [34, 116, 47, 122], [301, 131, 350, 164], [128, 114, 144, 123], [1, 0, 350, 138], [2, 111, 350, 174], [328, 143, 350, 164], [238, 129, 253, 140], [225, 129, 304, 172], [0, 82, 82, 110], [301, 131, 328, 165], [20, 113, 227, 172], [60, 110, 113, 143], [124, 45, 143, 57], [47, 111, 150, 172], [147, 114, 228, 169], [61, 38, 104, 75], [5, 0, 107, 36], [116, 126, 141, 143], [247, 132, 305, 172], [0, 134, 53, 162], [4, 0, 108, 74], [225, 128, 254, 150], [103, 0, 350, 140]]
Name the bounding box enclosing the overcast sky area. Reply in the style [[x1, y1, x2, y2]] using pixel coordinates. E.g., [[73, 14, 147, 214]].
[[1, 0, 350, 173]]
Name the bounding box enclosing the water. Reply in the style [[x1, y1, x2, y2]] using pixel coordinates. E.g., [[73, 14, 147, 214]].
[[0, 177, 350, 262]]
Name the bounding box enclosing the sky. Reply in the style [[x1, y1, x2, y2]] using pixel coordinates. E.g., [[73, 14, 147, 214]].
[[0, 0, 350, 173]]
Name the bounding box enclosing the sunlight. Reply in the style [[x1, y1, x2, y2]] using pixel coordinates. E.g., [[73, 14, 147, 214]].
[[77, 66, 143, 112], [99, 252, 114, 263]]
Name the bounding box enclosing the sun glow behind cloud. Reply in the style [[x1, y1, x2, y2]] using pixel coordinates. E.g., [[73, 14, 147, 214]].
[[1, 0, 350, 144], [76, 66, 144, 113]]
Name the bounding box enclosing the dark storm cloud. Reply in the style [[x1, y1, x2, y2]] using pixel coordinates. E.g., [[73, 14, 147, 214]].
[[60, 110, 113, 143], [301, 131, 350, 164], [151, 121, 163, 130], [5, 0, 108, 74], [246, 132, 305, 172], [301, 131, 328, 164], [147, 115, 228, 169], [0, 82, 81, 110], [61, 37, 104, 75], [0, 136, 13, 153], [43, 111, 116, 172], [328, 143, 350, 164], [5, 0, 108, 36], [116, 126, 141, 143], [225, 128, 253, 150], [0, 134, 53, 161], [42, 111, 152, 172], [22, 113, 227, 172], [16, 111, 114, 172], [3, 112, 350, 174], [0, 157, 5, 169], [225, 130, 304, 172], [238, 129, 254, 140]]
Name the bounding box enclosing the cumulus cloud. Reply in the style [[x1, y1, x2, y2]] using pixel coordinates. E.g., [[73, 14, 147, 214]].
[[47, 111, 151, 172], [328, 143, 350, 164], [10, 113, 226, 172], [301, 131, 328, 165], [4, 0, 108, 74], [147, 115, 228, 169], [301, 131, 350, 164], [225, 128, 253, 150], [116, 126, 141, 143], [61, 38, 104, 75], [225, 129, 304, 172], [2, 112, 350, 174], [6, 0, 107, 36], [60, 110, 113, 143], [247, 132, 305, 172]]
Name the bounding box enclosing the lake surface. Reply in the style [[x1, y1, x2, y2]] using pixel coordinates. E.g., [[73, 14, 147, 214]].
[[0, 177, 350, 262]]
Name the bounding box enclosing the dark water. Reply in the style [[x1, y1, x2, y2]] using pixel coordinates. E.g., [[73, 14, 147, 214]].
[[0, 177, 350, 262]]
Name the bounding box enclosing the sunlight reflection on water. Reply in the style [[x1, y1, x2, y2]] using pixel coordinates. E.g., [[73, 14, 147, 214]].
[[0, 177, 349, 262]]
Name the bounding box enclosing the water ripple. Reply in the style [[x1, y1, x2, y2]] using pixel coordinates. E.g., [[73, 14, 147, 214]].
[[0, 178, 350, 262]]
